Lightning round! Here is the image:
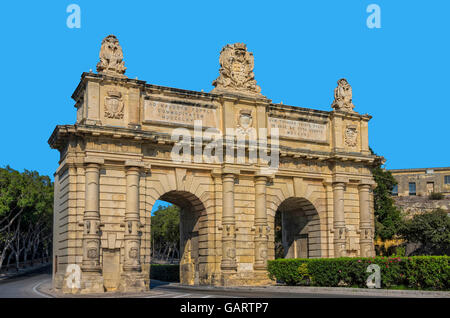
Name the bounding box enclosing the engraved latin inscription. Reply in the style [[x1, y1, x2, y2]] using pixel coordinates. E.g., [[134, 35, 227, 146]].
[[144, 100, 217, 127], [269, 117, 327, 143]]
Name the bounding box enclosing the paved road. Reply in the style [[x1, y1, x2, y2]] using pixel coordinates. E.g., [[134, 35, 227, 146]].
[[0, 267, 52, 298], [0, 269, 377, 298], [149, 280, 366, 298]]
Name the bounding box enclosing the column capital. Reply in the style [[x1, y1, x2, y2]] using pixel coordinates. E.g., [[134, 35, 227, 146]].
[[332, 176, 349, 185], [254, 175, 269, 183], [84, 156, 104, 166], [255, 170, 275, 180], [211, 167, 240, 178], [222, 166, 240, 176], [124, 160, 146, 168], [358, 178, 376, 189]]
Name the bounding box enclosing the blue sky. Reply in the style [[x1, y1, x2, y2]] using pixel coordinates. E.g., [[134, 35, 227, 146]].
[[1, 0, 449, 184]]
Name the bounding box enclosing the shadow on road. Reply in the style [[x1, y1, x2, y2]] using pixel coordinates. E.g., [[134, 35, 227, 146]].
[[0, 264, 52, 284]]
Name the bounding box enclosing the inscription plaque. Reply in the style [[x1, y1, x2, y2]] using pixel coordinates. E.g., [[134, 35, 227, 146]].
[[269, 117, 328, 143], [144, 100, 217, 127]]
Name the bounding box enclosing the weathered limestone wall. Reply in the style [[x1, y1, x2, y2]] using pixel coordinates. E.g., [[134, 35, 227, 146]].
[[390, 168, 450, 197], [393, 195, 450, 217], [49, 36, 379, 294]]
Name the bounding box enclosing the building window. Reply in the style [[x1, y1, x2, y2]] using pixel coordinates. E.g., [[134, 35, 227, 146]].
[[409, 182, 416, 196], [445, 175, 450, 184], [392, 184, 398, 196]]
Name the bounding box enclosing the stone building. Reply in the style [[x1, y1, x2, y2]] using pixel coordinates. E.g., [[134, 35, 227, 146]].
[[389, 167, 450, 215], [49, 35, 380, 293]]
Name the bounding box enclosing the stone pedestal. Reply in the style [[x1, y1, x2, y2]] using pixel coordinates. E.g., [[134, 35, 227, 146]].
[[80, 272, 105, 294], [119, 272, 146, 293]]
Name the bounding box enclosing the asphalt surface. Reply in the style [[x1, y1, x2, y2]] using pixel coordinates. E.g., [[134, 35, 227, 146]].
[[0, 268, 376, 298], [148, 280, 370, 298], [2, 269, 447, 298], [0, 267, 52, 298]]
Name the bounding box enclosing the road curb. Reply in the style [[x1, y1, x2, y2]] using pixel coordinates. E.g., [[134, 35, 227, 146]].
[[36, 278, 450, 298], [151, 280, 450, 298]]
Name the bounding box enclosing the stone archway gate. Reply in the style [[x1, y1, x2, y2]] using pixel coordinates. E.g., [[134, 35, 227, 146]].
[[49, 35, 380, 294]]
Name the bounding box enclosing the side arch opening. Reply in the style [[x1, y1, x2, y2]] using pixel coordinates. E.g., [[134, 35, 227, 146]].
[[151, 190, 206, 285], [275, 197, 321, 259]]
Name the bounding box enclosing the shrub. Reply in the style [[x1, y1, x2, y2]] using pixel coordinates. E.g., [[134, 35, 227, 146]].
[[399, 209, 450, 255], [429, 192, 444, 200], [150, 264, 180, 282], [267, 256, 449, 290]]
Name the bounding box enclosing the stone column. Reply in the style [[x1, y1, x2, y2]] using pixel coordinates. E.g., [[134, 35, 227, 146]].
[[80, 157, 104, 293], [221, 172, 237, 271], [119, 160, 146, 292], [254, 175, 268, 270], [332, 180, 347, 257], [359, 181, 374, 257]]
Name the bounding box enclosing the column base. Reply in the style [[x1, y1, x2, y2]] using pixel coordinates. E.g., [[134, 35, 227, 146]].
[[253, 263, 267, 271], [219, 270, 273, 287], [118, 272, 147, 293], [220, 261, 237, 272], [80, 272, 105, 294], [334, 239, 347, 257], [360, 241, 375, 257]]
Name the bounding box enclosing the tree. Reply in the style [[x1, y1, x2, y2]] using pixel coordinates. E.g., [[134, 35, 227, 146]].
[[399, 209, 450, 255], [369, 148, 403, 240], [151, 205, 180, 263], [0, 166, 53, 271]]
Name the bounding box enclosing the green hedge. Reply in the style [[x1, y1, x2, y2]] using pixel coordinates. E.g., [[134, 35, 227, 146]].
[[267, 256, 450, 290], [150, 264, 180, 282]]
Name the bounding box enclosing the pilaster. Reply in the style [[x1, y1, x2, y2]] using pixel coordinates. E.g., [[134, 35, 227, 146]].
[[119, 160, 146, 292], [332, 177, 347, 257], [80, 157, 104, 294]]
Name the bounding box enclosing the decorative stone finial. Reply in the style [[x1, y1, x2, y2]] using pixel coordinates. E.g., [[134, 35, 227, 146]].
[[331, 78, 355, 112], [212, 43, 262, 96], [96, 35, 127, 78]]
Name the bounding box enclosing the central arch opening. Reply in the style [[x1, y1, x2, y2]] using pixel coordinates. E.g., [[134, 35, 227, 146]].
[[274, 197, 321, 259], [151, 190, 205, 285]]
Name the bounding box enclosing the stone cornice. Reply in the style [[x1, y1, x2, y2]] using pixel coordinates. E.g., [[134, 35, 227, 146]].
[[72, 72, 147, 102], [330, 109, 372, 121], [49, 124, 380, 165]]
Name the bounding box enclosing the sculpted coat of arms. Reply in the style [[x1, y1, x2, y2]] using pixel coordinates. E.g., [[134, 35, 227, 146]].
[[212, 43, 262, 95], [236, 110, 253, 135], [96, 35, 127, 77], [104, 91, 124, 119], [331, 78, 355, 112], [345, 125, 358, 147]]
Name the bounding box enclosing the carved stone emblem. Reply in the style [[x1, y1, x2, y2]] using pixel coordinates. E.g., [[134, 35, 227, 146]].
[[96, 35, 126, 78], [104, 91, 124, 119], [236, 110, 253, 135], [345, 125, 358, 147], [259, 248, 267, 260], [331, 78, 355, 112], [129, 247, 139, 259], [212, 43, 261, 96], [87, 248, 98, 259], [226, 247, 236, 259]]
